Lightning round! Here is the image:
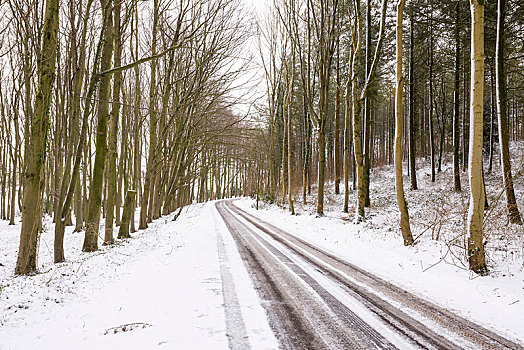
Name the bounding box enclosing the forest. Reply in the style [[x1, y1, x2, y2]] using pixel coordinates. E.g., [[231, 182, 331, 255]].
[[1, 0, 524, 348], [0, 0, 522, 280]]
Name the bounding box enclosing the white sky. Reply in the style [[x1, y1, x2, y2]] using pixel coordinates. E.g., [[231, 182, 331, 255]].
[[243, 0, 270, 16]]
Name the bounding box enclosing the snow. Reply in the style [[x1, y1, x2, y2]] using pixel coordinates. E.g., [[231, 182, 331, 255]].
[[233, 142, 524, 345], [0, 203, 277, 349], [0, 142, 523, 348]]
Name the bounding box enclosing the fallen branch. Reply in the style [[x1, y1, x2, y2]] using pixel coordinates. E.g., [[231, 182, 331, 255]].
[[104, 322, 152, 335]]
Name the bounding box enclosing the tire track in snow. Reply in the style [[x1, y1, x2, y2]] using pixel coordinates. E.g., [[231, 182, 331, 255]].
[[216, 200, 397, 349], [213, 209, 251, 350]]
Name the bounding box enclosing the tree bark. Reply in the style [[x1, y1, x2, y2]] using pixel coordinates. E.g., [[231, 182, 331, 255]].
[[495, 0, 522, 224], [16, 0, 59, 274], [453, 1, 462, 192], [408, 11, 417, 190], [286, 55, 295, 215], [467, 0, 488, 274], [395, 0, 414, 246], [118, 190, 136, 239], [83, 0, 114, 252], [104, 2, 122, 245], [334, 36, 341, 195], [363, 0, 372, 207], [428, 14, 436, 183], [488, 63, 495, 173], [344, 80, 351, 213]]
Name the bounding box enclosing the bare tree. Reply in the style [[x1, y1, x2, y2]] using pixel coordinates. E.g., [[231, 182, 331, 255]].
[[467, 0, 487, 275], [16, 0, 59, 274], [394, 0, 414, 245]]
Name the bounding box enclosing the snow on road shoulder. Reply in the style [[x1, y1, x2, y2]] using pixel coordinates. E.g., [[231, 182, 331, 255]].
[[212, 203, 279, 350], [234, 197, 524, 344], [0, 203, 228, 350]]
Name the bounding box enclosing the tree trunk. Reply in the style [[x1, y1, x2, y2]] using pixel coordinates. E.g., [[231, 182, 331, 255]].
[[83, 0, 114, 252], [363, 0, 372, 207], [334, 37, 341, 195], [317, 125, 326, 215], [467, 0, 488, 274], [130, 6, 140, 234], [408, 11, 417, 190], [9, 104, 20, 225], [428, 17, 436, 183], [344, 82, 351, 213], [453, 1, 462, 192], [495, 0, 522, 224], [281, 111, 287, 204], [349, 0, 387, 220], [488, 63, 495, 173], [139, 0, 159, 229], [286, 56, 295, 215], [437, 77, 445, 173], [395, 0, 414, 246], [462, 50, 468, 172], [118, 190, 136, 239], [302, 88, 310, 205], [352, 89, 366, 221], [104, 3, 122, 245], [16, 0, 59, 274]]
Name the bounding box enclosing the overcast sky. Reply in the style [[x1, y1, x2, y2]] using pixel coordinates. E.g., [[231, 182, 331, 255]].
[[228, 0, 272, 117]]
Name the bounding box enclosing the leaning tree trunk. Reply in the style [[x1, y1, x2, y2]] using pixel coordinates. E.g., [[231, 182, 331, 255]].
[[495, 0, 522, 224], [467, 0, 488, 275], [16, 0, 59, 274], [395, 0, 414, 246]]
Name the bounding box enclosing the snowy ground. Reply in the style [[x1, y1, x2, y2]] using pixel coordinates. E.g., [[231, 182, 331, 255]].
[[1, 143, 523, 349], [0, 204, 277, 349], [238, 142, 524, 345]]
